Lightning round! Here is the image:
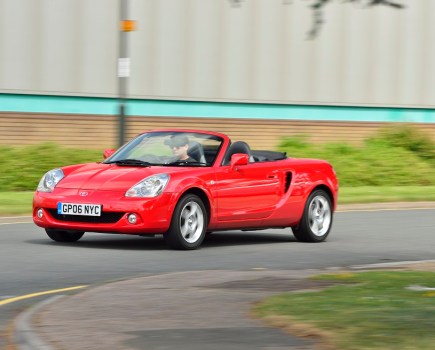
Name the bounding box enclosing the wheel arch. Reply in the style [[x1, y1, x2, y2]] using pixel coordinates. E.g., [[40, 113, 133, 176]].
[[311, 184, 335, 209], [180, 187, 211, 225]]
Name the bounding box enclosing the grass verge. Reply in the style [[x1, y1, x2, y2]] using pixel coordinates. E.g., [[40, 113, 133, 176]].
[[254, 271, 435, 350], [338, 186, 435, 204], [0, 192, 34, 216]]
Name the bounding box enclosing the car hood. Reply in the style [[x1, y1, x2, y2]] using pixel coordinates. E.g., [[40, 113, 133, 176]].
[[57, 163, 189, 191]]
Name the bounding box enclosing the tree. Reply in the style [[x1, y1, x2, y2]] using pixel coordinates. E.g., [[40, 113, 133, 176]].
[[229, 0, 405, 38]]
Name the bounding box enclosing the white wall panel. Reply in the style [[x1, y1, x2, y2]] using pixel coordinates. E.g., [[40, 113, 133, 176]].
[[0, 0, 118, 96], [312, 3, 347, 104], [397, 1, 427, 107], [0, 1, 41, 91], [282, 0, 316, 103], [0, 0, 434, 108], [250, 1, 282, 101], [342, 4, 375, 105], [185, 0, 222, 99], [219, 0, 252, 100], [130, 0, 157, 97], [370, 7, 400, 105], [421, 0, 435, 106]]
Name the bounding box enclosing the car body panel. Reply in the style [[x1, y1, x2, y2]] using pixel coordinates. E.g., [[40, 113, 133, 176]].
[[214, 161, 283, 221], [33, 129, 338, 238]]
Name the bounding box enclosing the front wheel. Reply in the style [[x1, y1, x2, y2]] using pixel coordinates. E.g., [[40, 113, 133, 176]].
[[292, 190, 333, 243], [164, 194, 207, 250], [45, 229, 84, 242]]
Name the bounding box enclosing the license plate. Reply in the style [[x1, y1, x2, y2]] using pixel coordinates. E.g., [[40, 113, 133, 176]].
[[57, 203, 102, 216]]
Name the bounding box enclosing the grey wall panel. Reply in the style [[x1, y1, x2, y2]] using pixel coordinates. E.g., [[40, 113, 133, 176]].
[[1, 0, 433, 108], [0, 0, 42, 92], [248, 1, 282, 101], [0, 0, 118, 96], [421, 0, 435, 106], [218, 0, 252, 101], [397, 0, 432, 107], [189, 1, 225, 99]]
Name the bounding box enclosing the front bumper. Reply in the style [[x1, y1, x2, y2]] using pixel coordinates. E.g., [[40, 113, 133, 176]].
[[33, 189, 175, 234]]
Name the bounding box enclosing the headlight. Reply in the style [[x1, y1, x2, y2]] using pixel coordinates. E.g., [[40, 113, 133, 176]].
[[125, 174, 170, 198], [37, 169, 64, 193]]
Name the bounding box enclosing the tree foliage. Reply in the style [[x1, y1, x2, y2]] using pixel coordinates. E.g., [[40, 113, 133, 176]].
[[229, 0, 405, 38]]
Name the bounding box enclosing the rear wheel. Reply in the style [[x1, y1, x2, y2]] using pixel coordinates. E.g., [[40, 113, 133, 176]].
[[164, 194, 207, 250], [292, 189, 333, 242], [45, 229, 84, 242]]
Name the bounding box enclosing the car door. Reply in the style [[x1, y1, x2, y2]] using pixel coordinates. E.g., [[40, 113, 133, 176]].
[[214, 161, 283, 222]]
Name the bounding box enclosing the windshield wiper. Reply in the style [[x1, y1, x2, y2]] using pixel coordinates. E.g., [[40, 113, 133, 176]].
[[105, 159, 154, 167], [166, 160, 206, 166]]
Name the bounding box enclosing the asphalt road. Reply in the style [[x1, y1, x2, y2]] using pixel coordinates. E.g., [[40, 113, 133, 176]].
[[1, 208, 435, 347]]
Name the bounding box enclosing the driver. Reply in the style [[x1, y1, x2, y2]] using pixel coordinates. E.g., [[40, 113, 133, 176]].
[[166, 135, 195, 162]]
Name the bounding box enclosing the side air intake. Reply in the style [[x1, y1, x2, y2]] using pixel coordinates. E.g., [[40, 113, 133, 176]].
[[284, 172, 292, 193]]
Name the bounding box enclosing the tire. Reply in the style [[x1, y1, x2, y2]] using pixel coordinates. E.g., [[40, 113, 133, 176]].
[[45, 229, 85, 242], [164, 194, 207, 250], [292, 189, 333, 243]]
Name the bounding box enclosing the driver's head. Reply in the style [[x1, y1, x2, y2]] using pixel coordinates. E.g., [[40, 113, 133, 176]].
[[166, 135, 190, 160]]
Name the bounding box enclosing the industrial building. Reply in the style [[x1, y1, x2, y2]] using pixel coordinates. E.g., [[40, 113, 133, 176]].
[[1, 0, 434, 149]]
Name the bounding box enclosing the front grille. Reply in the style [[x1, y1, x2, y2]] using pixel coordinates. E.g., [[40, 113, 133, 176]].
[[48, 210, 124, 224]]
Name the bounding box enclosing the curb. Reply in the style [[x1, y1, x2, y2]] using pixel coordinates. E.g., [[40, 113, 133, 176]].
[[13, 296, 62, 350], [349, 259, 435, 270]]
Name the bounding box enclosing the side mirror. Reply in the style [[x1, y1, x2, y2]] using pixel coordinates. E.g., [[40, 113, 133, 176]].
[[103, 148, 116, 159], [230, 153, 249, 170]]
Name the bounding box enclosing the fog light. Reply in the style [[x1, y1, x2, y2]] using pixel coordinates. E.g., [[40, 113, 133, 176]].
[[127, 213, 137, 225], [37, 208, 43, 219]]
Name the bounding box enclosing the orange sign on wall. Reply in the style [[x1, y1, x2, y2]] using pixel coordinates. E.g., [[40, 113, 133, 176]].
[[120, 20, 136, 32]]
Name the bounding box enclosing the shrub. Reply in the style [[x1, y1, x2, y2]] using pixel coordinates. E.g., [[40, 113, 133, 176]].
[[278, 126, 435, 187], [2, 125, 435, 191], [0, 143, 101, 191], [368, 125, 435, 164]]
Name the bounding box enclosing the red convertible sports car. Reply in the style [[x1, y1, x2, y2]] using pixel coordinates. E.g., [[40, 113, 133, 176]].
[[33, 129, 338, 250]]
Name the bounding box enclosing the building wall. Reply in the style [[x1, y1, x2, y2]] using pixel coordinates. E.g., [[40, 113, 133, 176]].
[[3, 112, 435, 151], [2, 93, 435, 149], [0, 0, 118, 97], [1, 0, 434, 109], [1, 0, 434, 149]]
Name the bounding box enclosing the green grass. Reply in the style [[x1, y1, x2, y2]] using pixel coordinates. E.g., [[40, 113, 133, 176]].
[[0, 143, 101, 215], [254, 271, 435, 350], [0, 192, 34, 216], [339, 186, 435, 204]]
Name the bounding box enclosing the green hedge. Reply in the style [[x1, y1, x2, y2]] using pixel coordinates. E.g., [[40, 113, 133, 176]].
[[1, 125, 434, 191], [278, 125, 435, 187], [0, 143, 101, 191]]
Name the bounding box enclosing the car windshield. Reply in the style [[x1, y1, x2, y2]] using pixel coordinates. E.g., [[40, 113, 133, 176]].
[[104, 131, 223, 167]]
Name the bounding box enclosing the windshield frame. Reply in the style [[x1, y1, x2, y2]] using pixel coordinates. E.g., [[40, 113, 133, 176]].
[[103, 131, 224, 167]]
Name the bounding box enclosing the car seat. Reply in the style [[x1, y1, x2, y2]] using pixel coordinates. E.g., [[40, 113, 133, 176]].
[[188, 141, 206, 163], [223, 141, 254, 165]]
